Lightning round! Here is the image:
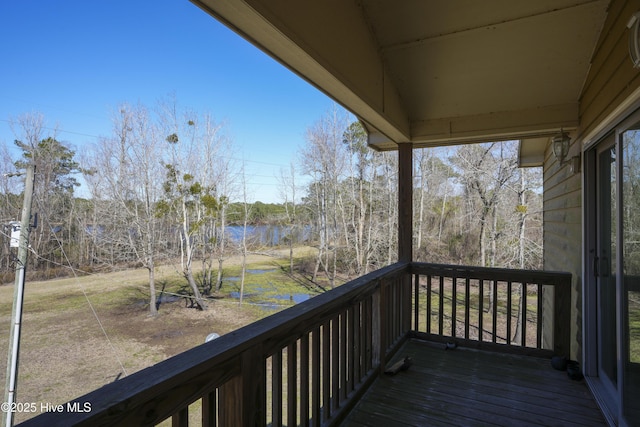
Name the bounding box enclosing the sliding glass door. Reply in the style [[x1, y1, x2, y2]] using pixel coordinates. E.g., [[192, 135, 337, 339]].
[[588, 120, 640, 426], [596, 139, 618, 399], [620, 127, 640, 425]]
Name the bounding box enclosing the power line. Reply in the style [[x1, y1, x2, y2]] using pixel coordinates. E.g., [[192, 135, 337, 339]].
[[0, 119, 102, 140], [29, 197, 129, 378], [2, 117, 297, 170]]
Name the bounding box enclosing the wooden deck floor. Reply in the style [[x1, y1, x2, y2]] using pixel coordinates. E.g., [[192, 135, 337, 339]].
[[342, 339, 606, 427]]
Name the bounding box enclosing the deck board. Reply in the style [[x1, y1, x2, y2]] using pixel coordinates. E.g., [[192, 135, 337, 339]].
[[342, 339, 606, 427]]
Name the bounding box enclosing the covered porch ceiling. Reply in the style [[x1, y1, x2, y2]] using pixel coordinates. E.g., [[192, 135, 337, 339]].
[[191, 0, 609, 158]]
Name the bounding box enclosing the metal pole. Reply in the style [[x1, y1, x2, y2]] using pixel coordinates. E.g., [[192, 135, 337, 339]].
[[4, 164, 35, 427]]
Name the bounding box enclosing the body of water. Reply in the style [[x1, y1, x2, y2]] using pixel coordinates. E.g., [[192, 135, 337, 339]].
[[225, 224, 311, 246]]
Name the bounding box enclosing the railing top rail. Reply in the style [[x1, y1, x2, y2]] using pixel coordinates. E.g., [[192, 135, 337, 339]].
[[410, 262, 572, 286], [22, 261, 409, 427]]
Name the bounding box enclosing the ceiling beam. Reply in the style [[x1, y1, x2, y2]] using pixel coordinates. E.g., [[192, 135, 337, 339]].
[[409, 103, 579, 148]]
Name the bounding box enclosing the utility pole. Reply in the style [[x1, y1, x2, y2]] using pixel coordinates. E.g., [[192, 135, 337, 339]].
[[4, 164, 35, 427]]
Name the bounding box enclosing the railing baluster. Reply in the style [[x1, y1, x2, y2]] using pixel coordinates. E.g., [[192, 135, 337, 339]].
[[171, 406, 188, 427], [414, 273, 420, 331], [396, 277, 400, 339], [507, 281, 512, 345], [364, 297, 372, 373], [287, 341, 297, 426], [272, 351, 282, 427], [395, 277, 400, 339], [452, 276, 457, 337], [438, 276, 444, 335], [322, 320, 331, 422], [202, 390, 217, 427], [347, 306, 355, 395], [426, 275, 432, 334], [391, 279, 397, 344], [386, 281, 393, 347], [340, 311, 347, 403], [478, 279, 484, 342], [464, 277, 470, 339], [388, 281, 393, 344], [354, 303, 361, 384], [300, 334, 310, 426], [403, 274, 412, 336], [332, 316, 340, 412], [312, 327, 321, 427], [374, 283, 385, 370], [492, 280, 498, 343], [536, 283, 543, 349], [521, 283, 527, 347]]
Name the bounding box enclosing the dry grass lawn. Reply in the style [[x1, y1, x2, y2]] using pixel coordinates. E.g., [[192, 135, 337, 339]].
[[0, 247, 316, 424]]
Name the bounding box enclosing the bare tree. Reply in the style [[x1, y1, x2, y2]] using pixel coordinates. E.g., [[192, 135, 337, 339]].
[[453, 143, 518, 267], [238, 161, 253, 304], [211, 153, 238, 293], [413, 147, 454, 261], [197, 113, 230, 295], [156, 98, 234, 305], [341, 121, 371, 275], [85, 104, 165, 316], [278, 161, 298, 273], [300, 106, 349, 288], [512, 166, 543, 343], [452, 143, 519, 314], [158, 103, 208, 310]]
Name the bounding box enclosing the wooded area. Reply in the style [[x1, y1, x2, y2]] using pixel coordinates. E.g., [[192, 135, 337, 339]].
[[0, 104, 543, 315]]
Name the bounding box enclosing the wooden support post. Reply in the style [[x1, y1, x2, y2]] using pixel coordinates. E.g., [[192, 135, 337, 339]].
[[398, 143, 413, 263], [398, 144, 413, 335]]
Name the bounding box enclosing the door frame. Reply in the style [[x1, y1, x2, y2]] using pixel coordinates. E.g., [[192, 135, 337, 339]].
[[584, 110, 640, 427], [584, 131, 620, 425]]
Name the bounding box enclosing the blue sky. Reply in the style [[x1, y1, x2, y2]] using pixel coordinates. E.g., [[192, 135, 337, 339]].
[[0, 0, 341, 203]]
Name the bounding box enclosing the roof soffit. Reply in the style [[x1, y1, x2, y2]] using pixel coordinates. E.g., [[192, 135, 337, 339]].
[[191, 0, 610, 150], [191, 0, 410, 144]]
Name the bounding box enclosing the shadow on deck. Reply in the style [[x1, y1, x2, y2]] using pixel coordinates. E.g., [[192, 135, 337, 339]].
[[344, 339, 605, 427]]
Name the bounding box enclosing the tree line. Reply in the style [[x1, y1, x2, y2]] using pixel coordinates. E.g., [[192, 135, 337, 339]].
[[0, 103, 542, 315]]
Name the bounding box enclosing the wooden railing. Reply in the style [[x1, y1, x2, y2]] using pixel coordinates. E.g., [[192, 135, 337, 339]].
[[410, 263, 572, 357], [21, 262, 411, 427], [20, 262, 571, 426]]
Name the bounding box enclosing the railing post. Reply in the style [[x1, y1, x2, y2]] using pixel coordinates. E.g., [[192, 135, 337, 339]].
[[219, 375, 241, 426], [244, 344, 265, 426], [553, 278, 572, 357], [219, 346, 265, 426]]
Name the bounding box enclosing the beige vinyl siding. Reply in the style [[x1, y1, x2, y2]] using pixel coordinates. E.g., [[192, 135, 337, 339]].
[[580, 0, 640, 139], [542, 0, 640, 363], [543, 139, 582, 360]]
